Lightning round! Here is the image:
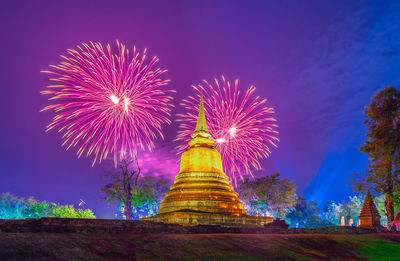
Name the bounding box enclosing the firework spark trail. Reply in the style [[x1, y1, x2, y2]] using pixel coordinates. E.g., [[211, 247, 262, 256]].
[[41, 41, 175, 166], [176, 76, 279, 184]]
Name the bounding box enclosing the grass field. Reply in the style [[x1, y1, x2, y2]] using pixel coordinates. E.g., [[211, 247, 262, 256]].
[[0, 233, 399, 260]]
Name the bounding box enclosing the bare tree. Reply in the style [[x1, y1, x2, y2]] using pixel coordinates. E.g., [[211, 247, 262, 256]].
[[101, 155, 141, 220]]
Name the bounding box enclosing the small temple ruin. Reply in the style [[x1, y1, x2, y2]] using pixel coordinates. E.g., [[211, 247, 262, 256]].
[[358, 191, 381, 228], [142, 94, 273, 226]]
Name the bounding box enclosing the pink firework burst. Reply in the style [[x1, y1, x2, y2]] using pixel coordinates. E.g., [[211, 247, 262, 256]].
[[41, 41, 175, 165], [176, 76, 279, 183]]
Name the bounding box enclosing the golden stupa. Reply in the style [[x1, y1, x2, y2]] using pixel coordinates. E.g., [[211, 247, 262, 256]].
[[142, 94, 273, 227]]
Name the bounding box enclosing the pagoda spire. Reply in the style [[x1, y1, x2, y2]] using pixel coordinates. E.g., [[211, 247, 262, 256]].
[[192, 91, 211, 138]]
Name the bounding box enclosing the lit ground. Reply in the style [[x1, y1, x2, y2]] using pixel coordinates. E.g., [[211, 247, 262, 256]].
[[0, 233, 400, 260]]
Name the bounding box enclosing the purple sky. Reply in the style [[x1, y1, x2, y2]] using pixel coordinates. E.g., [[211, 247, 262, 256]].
[[1, 0, 400, 218]]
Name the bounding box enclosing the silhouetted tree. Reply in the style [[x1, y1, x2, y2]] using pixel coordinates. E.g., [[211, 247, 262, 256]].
[[101, 156, 170, 220], [101, 156, 141, 220], [350, 86, 400, 228]]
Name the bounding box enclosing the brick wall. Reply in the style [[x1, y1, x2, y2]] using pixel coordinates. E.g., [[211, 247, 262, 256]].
[[0, 218, 394, 234]]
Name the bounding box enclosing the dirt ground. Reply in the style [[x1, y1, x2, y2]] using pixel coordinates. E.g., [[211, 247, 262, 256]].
[[0, 233, 400, 260]]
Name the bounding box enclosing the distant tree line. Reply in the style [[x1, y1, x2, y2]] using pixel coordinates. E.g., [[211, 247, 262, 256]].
[[0, 193, 95, 219], [236, 172, 396, 228]]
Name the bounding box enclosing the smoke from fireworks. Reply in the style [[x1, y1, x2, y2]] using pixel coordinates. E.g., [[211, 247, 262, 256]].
[[176, 76, 279, 183], [41, 41, 175, 165]]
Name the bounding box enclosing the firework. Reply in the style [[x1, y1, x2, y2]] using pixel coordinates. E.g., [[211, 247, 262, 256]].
[[41, 41, 174, 165], [176, 76, 279, 183]]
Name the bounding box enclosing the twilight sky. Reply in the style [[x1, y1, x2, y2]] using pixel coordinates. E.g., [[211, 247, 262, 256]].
[[1, 0, 400, 218]]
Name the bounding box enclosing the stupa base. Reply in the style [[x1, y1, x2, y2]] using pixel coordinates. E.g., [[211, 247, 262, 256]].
[[141, 209, 273, 227]]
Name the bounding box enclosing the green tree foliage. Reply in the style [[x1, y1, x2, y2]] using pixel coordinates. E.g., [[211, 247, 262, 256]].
[[285, 196, 333, 228], [351, 86, 400, 226], [372, 194, 396, 225], [127, 177, 169, 220], [322, 196, 363, 225], [238, 173, 297, 218], [0, 193, 26, 219], [0, 193, 95, 219], [101, 157, 170, 220], [322, 200, 337, 225], [48, 203, 95, 218]]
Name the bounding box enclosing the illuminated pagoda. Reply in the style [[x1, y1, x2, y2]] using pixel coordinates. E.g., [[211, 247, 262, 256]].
[[358, 191, 381, 228], [142, 93, 273, 226]]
